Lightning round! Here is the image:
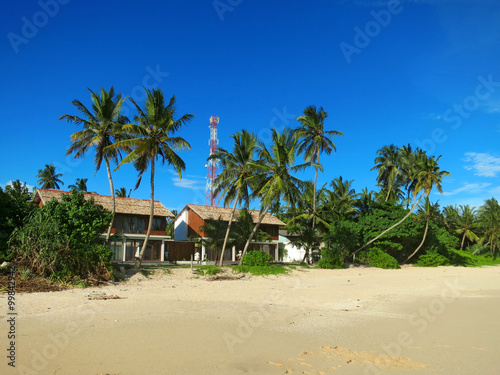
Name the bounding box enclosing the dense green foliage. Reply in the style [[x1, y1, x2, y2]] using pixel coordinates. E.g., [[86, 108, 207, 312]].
[[9, 191, 113, 282], [317, 245, 345, 269], [0, 182, 36, 262], [241, 250, 273, 266]]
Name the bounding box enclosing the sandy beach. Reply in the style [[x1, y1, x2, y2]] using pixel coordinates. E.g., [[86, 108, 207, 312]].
[[2, 265, 500, 375]]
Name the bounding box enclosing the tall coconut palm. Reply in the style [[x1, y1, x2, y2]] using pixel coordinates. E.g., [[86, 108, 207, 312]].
[[112, 88, 193, 267], [354, 188, 376, 215], [294, 106, 343, 229], [60, 87, 128, 242], [37, 164, 64, 189], [353, 152, 450, 258], [211, 130, 258, 266], [68, 178, 88, 192], [478, 198, 500, 258], [240, 128, 306, 263], [371, 144, 403, 202]]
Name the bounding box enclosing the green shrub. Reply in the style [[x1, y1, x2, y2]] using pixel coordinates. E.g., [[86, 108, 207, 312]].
[[318, 247, 345, 269], [241, 250, 273, 267], [359, 247, 399, 269], [448, 249, 476, 266], [415, 252, 450, 267], [9, 191, 113, 283]]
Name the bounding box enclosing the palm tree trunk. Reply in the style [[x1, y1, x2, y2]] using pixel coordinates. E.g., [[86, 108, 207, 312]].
[[460, 232, 466, 250], [104, 157, 115, 244], [385, 187, 391, 202], [404, 216, 429, 263], [136, 158, 155, 268], [472, 241, 490, 255], [219, 197, 238, 266], [312, 150, 319, 230], [239, 207, 268, 264], [352, 193, 423, 259]]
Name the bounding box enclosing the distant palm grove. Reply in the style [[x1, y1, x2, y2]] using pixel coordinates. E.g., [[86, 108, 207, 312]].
[[1, 86, 500, 283]]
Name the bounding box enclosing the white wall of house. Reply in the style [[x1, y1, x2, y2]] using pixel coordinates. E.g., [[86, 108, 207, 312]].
[[279, 235, 306, 263], [174, 210, 189, 241]]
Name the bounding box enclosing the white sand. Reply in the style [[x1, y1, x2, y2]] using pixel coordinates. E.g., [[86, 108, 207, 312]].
[[2, 265, 500, 374]]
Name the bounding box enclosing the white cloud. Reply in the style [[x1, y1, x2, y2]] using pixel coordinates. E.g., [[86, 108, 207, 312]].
[[442, 182, 491, 196], [422, 112, 442, 120], [464, 152, 500, 177], [488, 186, 500, 196], [0, 180, 36, 192], [481, 100, 500, 114]]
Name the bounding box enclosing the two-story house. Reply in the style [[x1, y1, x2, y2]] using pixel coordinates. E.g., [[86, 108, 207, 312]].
[[174, 204, 285, 261], [34, 189, 174, 262]]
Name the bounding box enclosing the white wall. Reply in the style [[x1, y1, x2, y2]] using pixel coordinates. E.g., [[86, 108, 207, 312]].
[[174, 210, 189, 241]]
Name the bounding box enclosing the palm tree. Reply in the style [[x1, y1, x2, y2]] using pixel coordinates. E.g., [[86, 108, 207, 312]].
[[232, 208, 271, 252], [478, 198, 500, 258], [115, 187, 131, 198], [325, 176, 359, 221], [199, 216, 229, 262], [112, 88, 193, 267], [371, 144, 403, 202], [455, 205, 480, 250], [60, 87, 128, 242], [211, 130, 258, 266], [68, 178, 88, 192], [354, 188, 376, 215], [240, 128, 306, 262], [37, 164, 64, 189], [294, 106, 343, 229], [404, 198, 441, 263], [353, 152, 450, 258]]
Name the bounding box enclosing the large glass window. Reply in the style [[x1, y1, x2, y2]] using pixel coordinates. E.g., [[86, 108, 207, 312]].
[[110, 240, 123, 261], [152, 218, 162, 231]]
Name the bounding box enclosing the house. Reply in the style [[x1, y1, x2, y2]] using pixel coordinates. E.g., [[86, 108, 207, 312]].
[[174, 204, 285, 261], [33, 189, 174, 262]]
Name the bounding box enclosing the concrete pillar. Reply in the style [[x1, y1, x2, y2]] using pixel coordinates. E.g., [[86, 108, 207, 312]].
[[232, 246, 236, 261], [122, 239, 126, 262], [274, 244, 279, 261], [160, 239, 165, 262]]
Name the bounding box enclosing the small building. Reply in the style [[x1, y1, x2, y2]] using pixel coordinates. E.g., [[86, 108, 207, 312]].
[[174, 204, 285, 261], [34, 189, 174, 262]]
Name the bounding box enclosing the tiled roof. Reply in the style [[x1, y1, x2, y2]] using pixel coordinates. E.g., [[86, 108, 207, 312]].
[[34, 189, 174, 217], [185, 204, 285, 225]]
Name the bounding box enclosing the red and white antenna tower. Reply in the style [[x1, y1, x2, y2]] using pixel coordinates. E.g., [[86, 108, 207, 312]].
[[205, 116, 220, 206]]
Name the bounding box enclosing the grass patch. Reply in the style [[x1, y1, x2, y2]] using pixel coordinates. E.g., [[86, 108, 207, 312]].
[[232, 265, 289, 276], [197, 265, 222, 276]]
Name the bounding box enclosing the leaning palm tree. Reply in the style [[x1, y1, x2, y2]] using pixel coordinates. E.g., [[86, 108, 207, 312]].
[[60, 87, 128, 242], [211, 130, 258, 266], [294, 106, 343, 230], [240, 128, 307, 263], [353, 152, 450, 258], [37, 164, 64, 189], [68, 178, 88, 192], [112, 88, 193, 267], [404, 198, 441, 263]]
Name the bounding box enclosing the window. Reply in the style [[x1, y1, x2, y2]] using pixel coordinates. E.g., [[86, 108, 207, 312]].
[[152, 217, 162, 231], [110, 240, 123, 261]]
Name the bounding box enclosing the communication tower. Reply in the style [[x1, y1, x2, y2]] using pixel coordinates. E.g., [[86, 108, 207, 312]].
[[205, 116, 220, 206]]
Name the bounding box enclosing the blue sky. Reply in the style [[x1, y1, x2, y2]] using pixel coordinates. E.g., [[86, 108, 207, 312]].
[[1, 0, 499, 212]]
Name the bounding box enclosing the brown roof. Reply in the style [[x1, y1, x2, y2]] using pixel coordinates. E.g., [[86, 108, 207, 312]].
[[34, 189, 174, 217], [185, 204, 285, 226]]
